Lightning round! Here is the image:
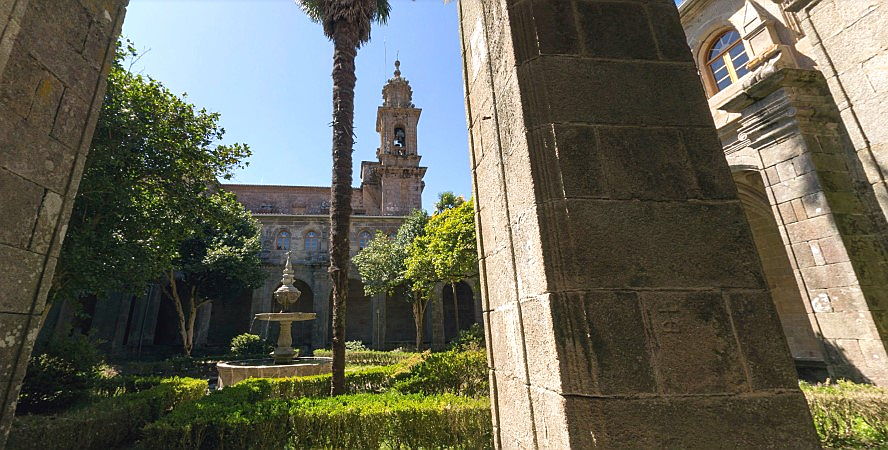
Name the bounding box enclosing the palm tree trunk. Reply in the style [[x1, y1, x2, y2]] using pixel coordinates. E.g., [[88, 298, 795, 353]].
[[329, 31, 358, 396]]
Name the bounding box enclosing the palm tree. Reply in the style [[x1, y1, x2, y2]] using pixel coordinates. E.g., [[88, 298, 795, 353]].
[[295, 0, 390, 395]]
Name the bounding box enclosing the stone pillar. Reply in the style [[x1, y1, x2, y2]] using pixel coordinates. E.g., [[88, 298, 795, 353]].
[[192, 302, 212, 349], [458, 1, 819, 447], [370, 293, 386, 350], [723, 67, 888, 384], [428, 284, 445, 351], [128, 284, 162, 352], [0, 0, 127, 443], [312, 270, 331, 350]]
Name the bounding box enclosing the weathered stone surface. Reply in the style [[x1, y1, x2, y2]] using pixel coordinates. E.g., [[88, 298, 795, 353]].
[[461, 0, 818, 446], [561, 392, 818, 448], [0, 0, 127, 444]]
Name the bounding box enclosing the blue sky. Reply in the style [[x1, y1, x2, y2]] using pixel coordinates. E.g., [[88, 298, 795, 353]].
[[122, 0, 470, 211]]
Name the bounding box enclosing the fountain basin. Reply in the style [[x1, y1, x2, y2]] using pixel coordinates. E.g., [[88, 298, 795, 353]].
[[254, 312, 316, 322], [216, 357, 332, 388]]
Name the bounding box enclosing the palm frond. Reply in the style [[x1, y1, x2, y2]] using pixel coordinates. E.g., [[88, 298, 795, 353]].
[[294, 0, 324, 24], [374, 0, 391, 25]]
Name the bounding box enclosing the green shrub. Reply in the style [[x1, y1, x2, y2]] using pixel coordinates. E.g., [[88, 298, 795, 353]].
[[8, 377, 207, 450], [394, 350, 488, 397], [313, 348, 418, 366], [16, 335, 105, 415], [229, 333, 272, 357], [802, 380, 888, 448], [345, 340, 369, 351], [449, 323, 485, 351], [142, 392, 492, 449]]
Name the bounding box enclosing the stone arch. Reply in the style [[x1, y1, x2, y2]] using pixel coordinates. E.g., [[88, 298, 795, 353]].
[[732, 169, 826, 368], [441, 281, 477, 342], [327, 279, 373, 345]]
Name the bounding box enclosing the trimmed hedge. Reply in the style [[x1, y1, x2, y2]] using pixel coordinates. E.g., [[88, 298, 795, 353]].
[[313, 348, 418, 366], [394, 350, 488, 397], [142, 393, 492, 449], [802, 380, 888, 448], [8, 377, 207, 450]]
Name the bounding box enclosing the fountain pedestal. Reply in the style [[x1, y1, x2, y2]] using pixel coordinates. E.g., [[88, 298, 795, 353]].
[[216, 252, 331, 388], [254, 312, 316, 364]]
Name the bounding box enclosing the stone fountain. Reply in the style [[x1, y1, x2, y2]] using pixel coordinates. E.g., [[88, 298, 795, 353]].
[[216, 252, 332, 388]]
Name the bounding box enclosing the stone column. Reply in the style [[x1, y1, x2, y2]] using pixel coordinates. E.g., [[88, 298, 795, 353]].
[[428, 284, 445, 351], [370, 293, 386, 350], [312, 270, 331, 350], [458, 1, 819, 447], [723, 67, 888, 384], [0, 0, 127, 443]]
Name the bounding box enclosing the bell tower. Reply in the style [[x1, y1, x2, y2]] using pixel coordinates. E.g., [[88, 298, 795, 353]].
[[361, 60, 427, 215]]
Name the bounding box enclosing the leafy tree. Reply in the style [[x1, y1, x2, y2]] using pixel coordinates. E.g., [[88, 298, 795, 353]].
[[50, 41, 261, 356], [434, 191, 464, 214], [420, 199, 477, 332], [295, 0, 391, 395], [162, 192, 265, 356], [354, 221, 433, 351]]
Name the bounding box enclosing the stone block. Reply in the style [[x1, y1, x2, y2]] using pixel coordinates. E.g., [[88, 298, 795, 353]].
[[488, 303, 527, 380], [801, 262, 859, 289], [51, 89, 89, 150], [482, 249, 516, 310], [646, 2, 693, 62], [595, 126, 699, 200], [769, 171, 821, 203], [778, 201, 798, 223], [556, 199, 765, 290], [858, 338, 888, 369], [0, 312, 41, 382], [546, 124, 608, 200], [682, 128, 738, 199], [818, 310, 881, 340], [0, 118, 77, 193], [26, 72, 64, 134], [561, 392, 818, 448], [545, 290, 655, 396], [725, 291, 799, 389], [640, 290, 747, 394], [527, 386, 569, 449], [0, 244, 44, 314], [492, 372, 536, 449], [508, 0, 578, 64], [0, 169, 43, 249], [518, 295, 563, 393], [28, 190, 62, 254], [518, 56, 711, 128], [574, 0, 657, 60], [786, 215, 837, 242]]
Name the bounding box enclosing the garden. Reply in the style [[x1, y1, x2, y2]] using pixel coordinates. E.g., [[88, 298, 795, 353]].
[[8, 324, 888, 449]]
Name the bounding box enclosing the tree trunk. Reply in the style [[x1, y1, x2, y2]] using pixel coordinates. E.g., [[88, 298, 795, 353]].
[[450, 281, 460, 334], [166, 270, 191, 357], [329, 31, 358, 396]]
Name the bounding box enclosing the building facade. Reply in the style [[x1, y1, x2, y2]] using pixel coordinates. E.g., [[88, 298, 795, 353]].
[[38, 62, 480, 355], [680, 0, 888, 384]]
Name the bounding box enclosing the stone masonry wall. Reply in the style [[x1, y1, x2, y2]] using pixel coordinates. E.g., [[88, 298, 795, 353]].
[[0, 0, 127, 443], [459, 0, 818, 447], [792, 0, 888, 222]]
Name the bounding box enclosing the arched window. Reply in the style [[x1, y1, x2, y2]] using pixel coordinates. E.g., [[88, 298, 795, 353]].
[[707, 30, 750, 92], [304, 231, 320, 254], [358, 231, 373, 249], [275, 230, 291, 251], [393, 127, 406, 148]]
